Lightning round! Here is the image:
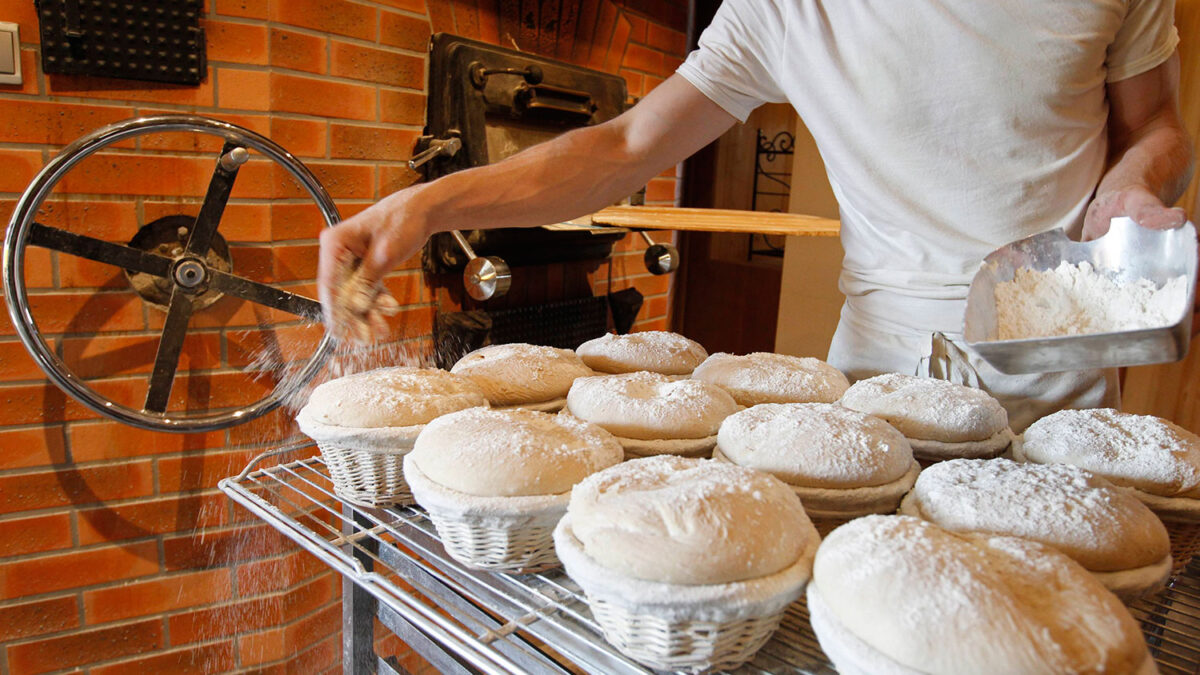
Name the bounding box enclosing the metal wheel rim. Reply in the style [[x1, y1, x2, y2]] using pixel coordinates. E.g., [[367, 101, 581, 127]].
[[2, 115, 338, 432]]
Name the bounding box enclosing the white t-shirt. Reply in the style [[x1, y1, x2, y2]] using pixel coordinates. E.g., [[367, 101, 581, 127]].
[[678, 0, 1179, 336]]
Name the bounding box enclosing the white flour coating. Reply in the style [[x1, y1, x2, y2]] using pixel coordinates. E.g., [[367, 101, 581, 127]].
[[576, 331, 708, 376], [839, 373, 1008, 443], [903, 459, 1169, 572], [812, 516, 1149, 674], [994, 261, 1188, 340], [566, 371, 740, 440], [409, 407, 623, 497], [692, 352, 851, 405], [1020, 408, 1200, 499], [450, 343, 593, 406], [717, 403, 913, 489], [300, 366, 487, 428], [568, 456, 814, 585]]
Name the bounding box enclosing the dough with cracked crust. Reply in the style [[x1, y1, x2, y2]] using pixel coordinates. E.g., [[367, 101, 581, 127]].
[[450, 343, 592, 407], [569, 456, 814, 585], [899, 459, 1170, 597], [811, 515, 1151, 675], [566, 371, 739, 441], [410, 407, 623, 498], [1020, 408, 1200, 499], [302, 366, 487, 428], [693, 352, 850, 405], [718, 403, 913, 489], [576, 331, 707, 376], [839, 373, 1009, 444]]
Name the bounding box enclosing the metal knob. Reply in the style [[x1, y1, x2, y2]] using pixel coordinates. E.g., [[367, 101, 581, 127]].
[[408, 137, 462, 170], [639, 231, 679, 275], [450, 230, 511, 301]]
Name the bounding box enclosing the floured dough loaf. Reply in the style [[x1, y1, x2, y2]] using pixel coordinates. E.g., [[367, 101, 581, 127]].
[[1020, 408, 1200, 500], [900, 459, 1171, 597], [450, 343, 592, 408], [692, 352, 850, 405], [839, 373, 1012, 460], [409, 407, 623, 497], [576, 331, 707, 376], [569, 456, 814, 585], [566, 371, 739, 442], [809, 515, 1152, 675], [301, 366, 487, 428], [717, 404, 918, 519]]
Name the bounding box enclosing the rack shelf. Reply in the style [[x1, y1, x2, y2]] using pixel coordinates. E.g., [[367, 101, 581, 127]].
[[220, 448, 1200, 675]]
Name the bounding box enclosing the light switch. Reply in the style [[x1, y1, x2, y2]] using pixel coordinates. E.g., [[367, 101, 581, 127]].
[[0, 22, 20, 85]]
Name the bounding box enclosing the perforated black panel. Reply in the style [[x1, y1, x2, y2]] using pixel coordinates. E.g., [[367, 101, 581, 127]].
[[36, 0, 206, 85], [434, 296, 610, 368]]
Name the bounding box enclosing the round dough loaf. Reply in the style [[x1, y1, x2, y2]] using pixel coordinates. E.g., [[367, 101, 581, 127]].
[[450, 343, 592, 407], [566, 371, 739, 441], [839, 373, 1009, 443], [410, 407, 624, 497], [717, 403, 913, 489], [302, 366, 487, 428], [576, 331, 707, 376], [692, 352, 850, 405], [810, 515, 1151, 675], [900, 458, 1170, 575], [1020, 408, 1200, 499], [569, 455, 814, 585]]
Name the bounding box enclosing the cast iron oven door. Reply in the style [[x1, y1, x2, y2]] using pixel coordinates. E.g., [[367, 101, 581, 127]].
[[420, 33, 629, 273]]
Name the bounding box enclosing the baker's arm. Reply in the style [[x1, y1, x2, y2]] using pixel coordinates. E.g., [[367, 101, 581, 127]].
[[1083, 51, 1195, 240], [317, 74, 737, 328]]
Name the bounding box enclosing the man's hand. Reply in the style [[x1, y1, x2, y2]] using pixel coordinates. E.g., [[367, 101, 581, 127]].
[[1083, 185, 1188, 240]]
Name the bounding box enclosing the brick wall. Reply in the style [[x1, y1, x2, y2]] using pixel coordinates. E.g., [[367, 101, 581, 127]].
[[0, 1, 688, 673]]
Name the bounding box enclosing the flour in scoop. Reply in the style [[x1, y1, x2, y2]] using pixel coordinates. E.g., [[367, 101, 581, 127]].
[[994, 261, 1188, 340]]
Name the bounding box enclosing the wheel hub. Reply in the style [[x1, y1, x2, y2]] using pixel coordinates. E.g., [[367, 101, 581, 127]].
[[124, 214, 231, 310], [172, 258, 208, 289]]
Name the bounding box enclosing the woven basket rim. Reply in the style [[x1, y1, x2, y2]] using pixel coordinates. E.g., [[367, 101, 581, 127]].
[[404, 453, 570, 518]]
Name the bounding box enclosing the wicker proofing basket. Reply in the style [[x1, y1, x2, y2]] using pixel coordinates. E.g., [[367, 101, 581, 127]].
[[553, 514, 818, 673], [404, 454, 568, 573], [297, 407, 422, 508]]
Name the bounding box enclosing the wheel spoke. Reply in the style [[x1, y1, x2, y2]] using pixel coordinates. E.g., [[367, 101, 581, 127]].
[[185, 142, 245, 258], [208, 270, 323, 322], [144, 289, 195, 413], [28, 222, 172, 277]]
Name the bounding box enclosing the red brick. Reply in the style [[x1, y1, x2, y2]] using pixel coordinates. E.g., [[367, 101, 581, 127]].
[[237, 604, 340, 666], [378, 164, 421, 196], [375, 0, 426, 11], [170, 574, 335, 644], [90, 642, 237, 675], [0, 541, 159, 600], [0, 100, 132, 145], [212, 202, 274, 242], [206, 19, 269, 64], [620, 69, 644, 98], [20, 247, 53, 289], [270, 28, 327, 74], [56, 153, 223, 198], [646, 176, 676, 202], [647, 22, 686, 55], [604, 15, 634, 72], [56, 255, 133, 289], [8, 1, 38, 41], [78, 493, 230, 546], [586, 1, 619, 70], [623, 42, 663, 74], [270, 118, 327, 159], [236, 550, 328, 596], [479, 1, 500, 43], [157, 448, 261, 495], [0, 461, 154, 516], [451, 0, 481, 39], [226, 323, 325, 367], [162, 522, 296, 571], [270, 73, 376, 121], [270, 203, 332, 241], [643, 293, 668, 319], [304, 162, 375, 200], [46, 69, 216, 107], [330, 42, 425, 89], [0, 150, 42, 192], [0, 340, 46, 382], [645, 73, 665, 92], [381, 271, 429, 305], [218, 68, 272, 111], [6, 619, 163, 675], [215, 0, 268, 19], [330, 124, 419, 161], [384, 304, 435, 340], [0, 426, 67, 471], [136, 112, 270, 153], [380, 11, 432, 52], [0, 291, 145, 336], [0, 596, 78, 643], [426, 0, 456, 34], [68, 421, 225, 463], [2, 48, 43, 96], [0, 512, 73, 557], [31, 199, 140, 241], [83, 568, 232, 624], [380, 90, 426, 126], [269, 0, 377, 41], [225, 405, 308, 446], [634, 315, 670, 331], [59, 333, 222, 379]]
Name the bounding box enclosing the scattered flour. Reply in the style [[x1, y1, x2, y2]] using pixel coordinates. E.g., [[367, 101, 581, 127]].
[[994, 261, 1187, 340]]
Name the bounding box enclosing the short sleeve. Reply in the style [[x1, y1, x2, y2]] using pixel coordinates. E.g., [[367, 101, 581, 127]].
[[1107, 0, 1179, 82], [674, 0, 788, 122]]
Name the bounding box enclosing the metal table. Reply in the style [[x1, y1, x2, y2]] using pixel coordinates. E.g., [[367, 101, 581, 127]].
[[220, 445, 1200, 675]]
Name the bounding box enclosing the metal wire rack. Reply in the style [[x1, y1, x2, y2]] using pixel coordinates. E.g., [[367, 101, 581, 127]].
[[219, 447, 1200, 675]]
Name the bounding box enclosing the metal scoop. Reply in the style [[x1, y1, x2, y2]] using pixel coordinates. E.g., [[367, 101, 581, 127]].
[[964, 217, 1197, 374]]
